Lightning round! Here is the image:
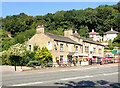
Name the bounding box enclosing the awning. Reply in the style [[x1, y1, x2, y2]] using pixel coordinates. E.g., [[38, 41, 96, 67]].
[[73, 53, 88, 57]]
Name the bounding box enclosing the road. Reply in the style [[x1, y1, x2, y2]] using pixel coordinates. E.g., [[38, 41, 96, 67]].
[[2, 64, 120, 87]]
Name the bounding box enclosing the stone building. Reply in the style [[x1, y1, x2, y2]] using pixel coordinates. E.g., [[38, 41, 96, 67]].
[[26, 24, 104, 65]]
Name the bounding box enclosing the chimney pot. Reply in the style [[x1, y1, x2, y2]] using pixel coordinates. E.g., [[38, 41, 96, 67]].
[[92, 29, 94, 32]]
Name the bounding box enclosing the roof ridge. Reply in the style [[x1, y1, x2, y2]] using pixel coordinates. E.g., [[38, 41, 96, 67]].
[[44, 32, 82, 45]]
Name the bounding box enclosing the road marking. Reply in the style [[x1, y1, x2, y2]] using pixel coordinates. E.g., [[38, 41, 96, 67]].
[[11, 82, 43, 86], [60, 72, 118, 81], [61, 75, 93, 81], [103, 72, 118, 76]]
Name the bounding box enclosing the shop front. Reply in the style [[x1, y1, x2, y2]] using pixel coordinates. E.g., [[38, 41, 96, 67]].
[[72, 53, 89, 65]]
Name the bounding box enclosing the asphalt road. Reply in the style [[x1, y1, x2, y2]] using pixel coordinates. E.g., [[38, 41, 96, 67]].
[[2, 65, 120, 87]]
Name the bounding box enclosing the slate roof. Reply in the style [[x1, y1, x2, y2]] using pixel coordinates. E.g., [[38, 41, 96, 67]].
[[73, 35, 104, 46], [44, 32, 82, 46]]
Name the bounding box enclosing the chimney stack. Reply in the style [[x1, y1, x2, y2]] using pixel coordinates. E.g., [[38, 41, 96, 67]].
[[74, 30, 79, 36], [36, 24, 44, 34], [111, 27, 113, 31], [64, 27, 73, 37]]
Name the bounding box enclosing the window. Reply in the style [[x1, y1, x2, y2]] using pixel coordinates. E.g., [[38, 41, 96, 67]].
[[85, 46, 89, 52], [60, 44, 64, 51], [99, 49, 102, 54], [76, 46, 78, 52], [54, 44, 57, 50], [47, 42, 52, 50], [93, 48, 96, 53], [68, 45, 71, 52], [48, 42, 50, 45], [29, 45, 31, 51]]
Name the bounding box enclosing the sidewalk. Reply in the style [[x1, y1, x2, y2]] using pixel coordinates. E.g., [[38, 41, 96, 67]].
[[1, 63, 119, 74], [33, 63, 118, 73]]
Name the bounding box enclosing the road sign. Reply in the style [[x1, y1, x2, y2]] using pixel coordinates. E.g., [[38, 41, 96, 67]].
[[112, 50, 118, 54]]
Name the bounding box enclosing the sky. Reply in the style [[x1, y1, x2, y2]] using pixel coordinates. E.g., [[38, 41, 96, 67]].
[[2, 2, 118, 18]]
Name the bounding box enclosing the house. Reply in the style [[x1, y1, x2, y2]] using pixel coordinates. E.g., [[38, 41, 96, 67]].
[[26, 24, 104, 65], [89, 29, 102, 42], [103, 27, 119, 42]]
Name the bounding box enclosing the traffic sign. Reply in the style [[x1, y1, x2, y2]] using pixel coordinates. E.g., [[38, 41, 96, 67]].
[[112, 50, 118, 54]]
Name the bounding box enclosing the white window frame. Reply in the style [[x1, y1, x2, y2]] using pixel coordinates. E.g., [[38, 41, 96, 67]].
[[60, 44, 64, 51], [76, 46, 78, 52]]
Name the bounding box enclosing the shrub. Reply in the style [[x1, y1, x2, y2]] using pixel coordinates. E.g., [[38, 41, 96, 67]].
[[45, 62, 53, 67], [35, 47, 53, 65], [27, 61, 40, 67]]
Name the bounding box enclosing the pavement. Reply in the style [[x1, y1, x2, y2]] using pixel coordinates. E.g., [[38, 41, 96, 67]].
[[1, 63, 119, 74], [1, 63, 120, 87]]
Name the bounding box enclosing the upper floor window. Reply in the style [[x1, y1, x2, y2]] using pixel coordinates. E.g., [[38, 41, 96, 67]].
[[47, 42, 52, 50], [85, 46, 89, 52], [76, 46, 78, 52], [48, 42, 50, 45], [68, 45, 71, 52], [54, 44, 57, 50], [29, 45, 31, 51], [60, 44, 64, 51], [99, 49, 102, 54], [93, 48, 96, 53]]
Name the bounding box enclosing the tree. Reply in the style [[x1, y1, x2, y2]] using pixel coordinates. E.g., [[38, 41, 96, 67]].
[[7, 43, 26, 71], [35, 47, 52, 65], [108, 39, 114, 50], [113, 33, 120, 43], [78, 25, 89, 38], [113, 33, 120, 47]]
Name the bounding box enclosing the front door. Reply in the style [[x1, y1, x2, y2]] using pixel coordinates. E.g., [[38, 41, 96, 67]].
[[67, 55, 72, 64]]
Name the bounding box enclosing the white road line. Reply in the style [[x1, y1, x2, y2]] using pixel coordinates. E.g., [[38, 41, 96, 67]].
[[61, 75, 93, 81], [103, 72, 118, 76], [11, 82, 43, 86], [60, 72, 118, 81]]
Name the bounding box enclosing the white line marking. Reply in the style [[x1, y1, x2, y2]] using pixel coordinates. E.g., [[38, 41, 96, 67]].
[[11, 82, 43, 86], [103, 72, 118, 76], [61, 75, 93, 81], [61, 72, 118, 81]]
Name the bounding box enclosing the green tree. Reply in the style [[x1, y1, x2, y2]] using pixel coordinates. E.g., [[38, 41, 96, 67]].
[[7, 43, 26, 71], [108, 39, 114, 50], [113, 33, 120, 47], [35, 47, 52, 65], [113, 33, 120, 43], [78, 25, 89, 38]]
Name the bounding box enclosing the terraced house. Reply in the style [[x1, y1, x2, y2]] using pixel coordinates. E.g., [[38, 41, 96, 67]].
[[26, 24, 104, 65]]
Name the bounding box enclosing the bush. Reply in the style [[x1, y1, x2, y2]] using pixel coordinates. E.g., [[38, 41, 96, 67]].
[[27, 61, 40, 67], [2, 57, 9, 65]]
